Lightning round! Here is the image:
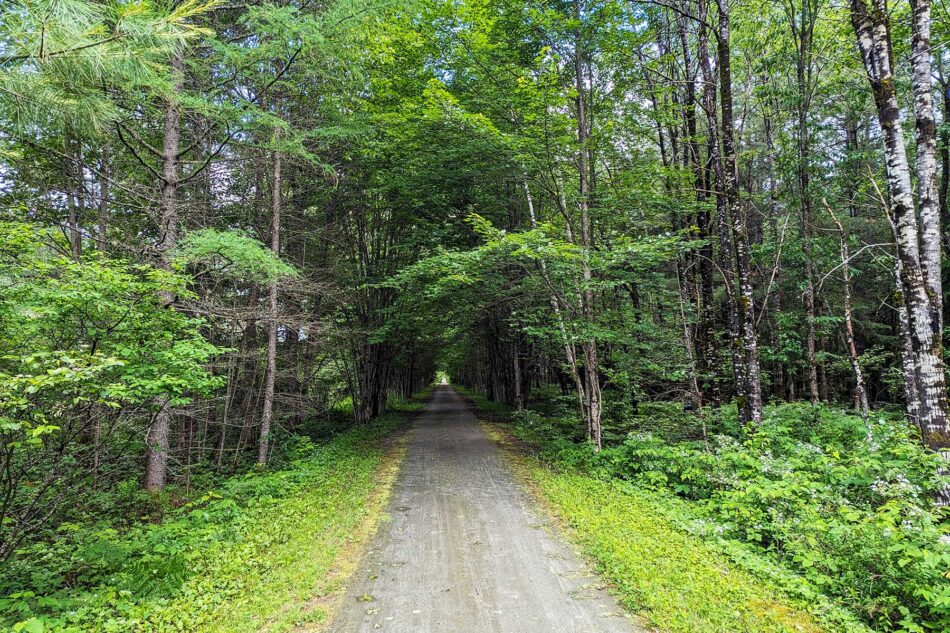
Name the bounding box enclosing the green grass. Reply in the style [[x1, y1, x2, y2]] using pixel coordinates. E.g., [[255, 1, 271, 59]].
[[530, 469, 866, 633], [3, 407, 418, 633], [481, 418, 872, 633]]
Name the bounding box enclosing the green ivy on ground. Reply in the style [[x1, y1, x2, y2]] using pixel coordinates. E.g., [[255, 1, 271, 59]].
[[1, 400, 420, 633]]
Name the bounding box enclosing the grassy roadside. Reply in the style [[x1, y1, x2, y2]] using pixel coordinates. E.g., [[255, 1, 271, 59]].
[[469, 397, 871, 633], [4, 398, 422, 633], [209, 411, 410, 633]]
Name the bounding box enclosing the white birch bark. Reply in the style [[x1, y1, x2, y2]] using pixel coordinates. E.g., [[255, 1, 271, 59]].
[[852, 0, 950, 503], [909, 0, 942, 332]]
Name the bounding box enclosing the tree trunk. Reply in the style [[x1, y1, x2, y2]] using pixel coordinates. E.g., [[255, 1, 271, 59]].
[[852, 0, 950, 502], [677, 259, 707, 441], [145, 55, 183, 492], [789, 0, 820, 405], [523, 176, 588, 424], [699, 0, 753, 425], [717, 0, 762, 426], [890, 250, 922, 421], [64, 131, 83, 261], [513, 342, 523, 410], [909, 0, 942, 334], [258, 141, 281, 466], [939, 68, 950, 251], [763, 108, 786, 401], [845, 113, 862, 218], [574, 0, 602, 450], [97, 144, 109, 248], [940, 67, 950, 329], [676, 10, 715, 402], [827, 201, 870, 418]]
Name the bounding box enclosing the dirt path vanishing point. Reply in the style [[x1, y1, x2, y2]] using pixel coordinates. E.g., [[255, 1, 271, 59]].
[[330, 385, 644, 633]]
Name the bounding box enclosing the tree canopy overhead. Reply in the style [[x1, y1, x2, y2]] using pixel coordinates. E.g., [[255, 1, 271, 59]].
[[2, 0, 950, 631]]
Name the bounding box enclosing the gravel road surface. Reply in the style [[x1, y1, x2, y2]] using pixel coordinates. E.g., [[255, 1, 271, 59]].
[[330, 385, 643, 633]]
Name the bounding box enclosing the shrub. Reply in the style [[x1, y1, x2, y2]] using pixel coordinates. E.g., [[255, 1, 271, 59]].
[[510, 402, 950, 632]]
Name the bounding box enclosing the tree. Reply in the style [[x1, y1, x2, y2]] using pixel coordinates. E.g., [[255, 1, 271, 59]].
[[850, 0, 950, 502]]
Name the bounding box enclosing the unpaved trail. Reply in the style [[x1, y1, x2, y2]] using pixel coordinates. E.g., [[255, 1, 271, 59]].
[[330, 385, 643, 633]]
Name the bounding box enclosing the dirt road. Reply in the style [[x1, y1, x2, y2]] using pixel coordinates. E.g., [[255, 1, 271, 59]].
[[330, 385, 642, 633]]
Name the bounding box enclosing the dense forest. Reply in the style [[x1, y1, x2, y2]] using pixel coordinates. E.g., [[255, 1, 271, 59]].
[[2, 0, 950, 631]]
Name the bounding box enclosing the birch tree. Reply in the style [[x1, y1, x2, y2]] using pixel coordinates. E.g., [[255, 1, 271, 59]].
[[850, 0, 949, 500]]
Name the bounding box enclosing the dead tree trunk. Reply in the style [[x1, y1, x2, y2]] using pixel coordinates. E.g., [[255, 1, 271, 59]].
[[826, 201, 869, 418]]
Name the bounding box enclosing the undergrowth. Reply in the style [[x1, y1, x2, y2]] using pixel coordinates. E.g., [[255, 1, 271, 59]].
[[471, 388, 950, 633], [0, 396, 422, 633], [529, 468, 858, 632]]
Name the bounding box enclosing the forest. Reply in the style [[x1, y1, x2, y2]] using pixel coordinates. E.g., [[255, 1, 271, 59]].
[[1, 0, 950, 631]]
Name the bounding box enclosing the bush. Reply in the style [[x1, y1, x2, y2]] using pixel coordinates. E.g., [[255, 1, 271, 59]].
[[0, 222, 223, 561], [510, 402, 950, 632], [0, 414, 406, 632]]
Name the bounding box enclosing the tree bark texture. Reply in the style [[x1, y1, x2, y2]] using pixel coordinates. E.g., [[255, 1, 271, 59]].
[[258, 140, 281, 465], [852, 0, 950, 502], [145, 54, 183, 492]]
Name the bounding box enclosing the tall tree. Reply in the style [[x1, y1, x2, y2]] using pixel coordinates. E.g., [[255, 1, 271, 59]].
[[145, 54, 185, 492], [850, 0, 949, 500], [259, 130, 282, 465]]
